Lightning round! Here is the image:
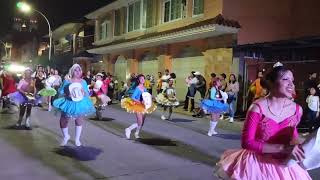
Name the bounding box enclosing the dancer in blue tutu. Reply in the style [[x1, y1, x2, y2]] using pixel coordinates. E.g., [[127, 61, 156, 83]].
[[53, 64, 95, 146], [200, 77, 228, 136]]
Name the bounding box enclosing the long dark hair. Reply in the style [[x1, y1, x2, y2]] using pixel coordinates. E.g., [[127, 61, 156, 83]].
[[229, 74, 237, 84]]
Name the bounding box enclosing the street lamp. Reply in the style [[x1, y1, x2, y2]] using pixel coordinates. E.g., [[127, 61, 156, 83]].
[[17, 2, 52, 61]]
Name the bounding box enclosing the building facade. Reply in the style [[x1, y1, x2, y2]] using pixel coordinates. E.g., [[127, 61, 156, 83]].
[[221, 0, 320, 110], [86, 0, 240, 100], [4, 16, 39, 65], [47, 21, 95, 74]]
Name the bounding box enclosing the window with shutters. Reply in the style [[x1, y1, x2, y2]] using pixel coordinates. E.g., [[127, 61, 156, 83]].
[[144, 0, 156, 28], [127, 0, 142, 32], [162, 0, 186, 23], [100, 20, 111, 40], [193, 0, 204, 16], [114, 9, 121, 36]]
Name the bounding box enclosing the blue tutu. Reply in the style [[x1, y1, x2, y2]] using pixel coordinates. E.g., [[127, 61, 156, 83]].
[[200, 99, 228, 113], [53, 96, 96, 117], [53, 80, 96, 118]]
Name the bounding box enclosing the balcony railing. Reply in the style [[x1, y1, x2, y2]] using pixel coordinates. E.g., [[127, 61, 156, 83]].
[[76, 35, 94, 52], [54, 42, 71, 55], [53, 35, 94, 55]]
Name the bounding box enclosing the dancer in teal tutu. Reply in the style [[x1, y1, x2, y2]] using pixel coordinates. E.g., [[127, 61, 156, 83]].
[[200, 77, 228, 136], [53, 64, 95, 146]]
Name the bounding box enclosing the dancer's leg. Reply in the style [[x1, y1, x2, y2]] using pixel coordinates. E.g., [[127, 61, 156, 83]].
[[74, 117, 83, 146], [208, 113, 219, 136], [59, 114, 70, 146]]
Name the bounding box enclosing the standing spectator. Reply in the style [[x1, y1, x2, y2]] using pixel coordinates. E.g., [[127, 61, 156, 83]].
[[250, 70, 264, 100], [150, 75, 155, 90], [1, 70, 17, 111], [35, 71, 46, 107], [305, 87, 319, 134], [102, 71, 107, 80], [183, 71, 198, 112], [156, 72, 162, 94], [144, 75, 152, 94], [108, 75, 115, 103], [50, 68, 55, 76], [83, 70, 93, 86], [194, 72, 206, 99], [226, 74, 239, 123], [170, 73, 177, 87], [117, 81, 128, 100], [304, 72, 318, 98], [46, 66, 51, 76], [113, 78, 119, 98], [206, 73, 217, 98], [32, 65, 46, 79], [220, 73, 227, 92], [208, 73, 217, 87]]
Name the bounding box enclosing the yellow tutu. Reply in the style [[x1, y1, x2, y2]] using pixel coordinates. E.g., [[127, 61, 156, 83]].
[[121, 97, 157, 114]]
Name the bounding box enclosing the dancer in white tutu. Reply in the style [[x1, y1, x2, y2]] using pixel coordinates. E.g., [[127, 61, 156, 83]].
[[92, 73, 111, 120], [156, 78, 179, 120]]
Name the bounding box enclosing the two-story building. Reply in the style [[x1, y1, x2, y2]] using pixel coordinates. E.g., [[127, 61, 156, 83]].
[[49, 20, 96, 73], [86, 0, 240, 99]]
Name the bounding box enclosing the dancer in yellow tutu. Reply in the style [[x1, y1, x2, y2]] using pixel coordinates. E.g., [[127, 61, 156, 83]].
[[156, 78, 179, 120], [121, 74, 156, 139]]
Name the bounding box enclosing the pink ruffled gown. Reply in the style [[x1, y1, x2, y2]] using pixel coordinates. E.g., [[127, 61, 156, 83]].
[[216, 103, 311, 180]]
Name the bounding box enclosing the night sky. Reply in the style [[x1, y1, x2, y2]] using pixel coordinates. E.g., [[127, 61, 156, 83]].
[[0, 0, 114, 37]]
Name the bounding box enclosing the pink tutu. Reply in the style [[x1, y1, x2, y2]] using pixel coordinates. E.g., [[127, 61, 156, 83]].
[[216, 149, 311, 180]]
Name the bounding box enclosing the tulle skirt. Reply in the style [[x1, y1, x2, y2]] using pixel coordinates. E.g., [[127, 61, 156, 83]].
[[91, 94, 111, 108], [200, 99, 228, 113], [121, 97, 157, 114], [216, 149, 311, 180], [8, 91, 41, 106], [38, 87, 57, 97], [155, 94, 179, 106], [53, 96, 96, 118]]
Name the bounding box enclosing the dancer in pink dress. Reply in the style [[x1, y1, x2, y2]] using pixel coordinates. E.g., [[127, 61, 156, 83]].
[[216, 63, 311, 179]]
